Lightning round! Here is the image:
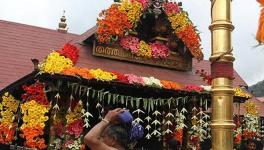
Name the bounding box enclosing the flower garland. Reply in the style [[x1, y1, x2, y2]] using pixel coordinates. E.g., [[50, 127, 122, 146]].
[[62, 67, 93, 80], [243, 101, 260, 140], [120, 36, 169, 59], [60, 66, 252, 99], [161, 80, 182, 90], [89, 69, 117, 81], [20, 100, 50, 149], [97, 4, 132, 43], [64, 101, 84, 149], [119, 0, 143, 26], [164, 2, 203, 60], [39, 52, 73, 74], [0, 92, 19, 144], [22, 82, 49, 106], [56, 43, 79, 64]]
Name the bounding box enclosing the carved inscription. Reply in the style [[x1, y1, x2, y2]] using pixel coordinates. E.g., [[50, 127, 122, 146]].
[[93, 42, 192, 71]]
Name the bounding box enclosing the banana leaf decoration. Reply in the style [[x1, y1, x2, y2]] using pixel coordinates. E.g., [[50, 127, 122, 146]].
[[152, 110, 161, 116], [166, 112, 174, 118], [151, 130, 161, 136], [151, 120, 161, 126], [133, 117, 144, 124], [145, 116, 152, 122], [145, 133, 151, 139], [132, 108, 145, 124], [164, 129, 173, 134], [145, 124, 151, 130]]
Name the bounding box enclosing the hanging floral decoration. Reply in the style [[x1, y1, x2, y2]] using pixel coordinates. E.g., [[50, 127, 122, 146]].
[[19, 82, 51, 149], [234, 116, 242, 148], [188, 106, 201, 150], [22, 82, 49, 106], [64, 100, 85, 149], [20, 100, 50, 149], [96, 0, 203, 60], [56, 43, 79, 64], [164, 2, 203, 60], [243, 101, 260, 140], [0, 92, 19, 144]]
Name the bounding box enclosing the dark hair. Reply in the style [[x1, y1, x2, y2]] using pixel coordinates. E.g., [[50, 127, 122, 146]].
[[168, 139, 180, 150], [104, 124, 131, 148]]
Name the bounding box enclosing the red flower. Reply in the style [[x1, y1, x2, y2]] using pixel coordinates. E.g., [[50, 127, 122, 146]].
[[66, 119, 84, 138], [57, 43, 79, 64], [112, 71, 129, 83], [22, 82, 49, 105], [185, 85, 204, 92]]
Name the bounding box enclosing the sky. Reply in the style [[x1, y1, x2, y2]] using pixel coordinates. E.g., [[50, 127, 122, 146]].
[[0, 0, 263, 86]]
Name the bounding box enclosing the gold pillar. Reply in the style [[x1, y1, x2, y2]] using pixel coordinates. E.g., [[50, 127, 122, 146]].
[[209, 0, 235, 150]]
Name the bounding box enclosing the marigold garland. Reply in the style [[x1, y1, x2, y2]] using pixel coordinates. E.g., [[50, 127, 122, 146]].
[[97, 4, 132, 43], [164, 3, 203, 60], [119, 0, 143, 26], [0, 92, 19, 144], [89, 69, 117, 81], [160, 80, 182, 90], [39, 52, 73, 74], [243, 101, 260, 140], [62, 67, 93, 79], [20, 100, 50, 149]]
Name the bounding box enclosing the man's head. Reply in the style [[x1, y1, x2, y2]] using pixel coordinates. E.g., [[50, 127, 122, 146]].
[[168, 139, 181, 150], [247, 139, 257, 150], [101, 124, 129, 148]]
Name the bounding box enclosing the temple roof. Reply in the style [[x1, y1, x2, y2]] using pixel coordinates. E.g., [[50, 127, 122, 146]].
[[0, 20, 247, 90]]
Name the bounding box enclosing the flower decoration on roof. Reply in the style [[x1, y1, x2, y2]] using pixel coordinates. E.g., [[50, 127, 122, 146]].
[[234, 87, 252, 99], [96, 0, 203, 60], [39, 52, 73, 74], [56, 43, 79, 64]]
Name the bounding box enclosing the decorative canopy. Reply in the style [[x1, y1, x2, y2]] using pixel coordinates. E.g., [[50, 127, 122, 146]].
[[95, 0, 204, 60]]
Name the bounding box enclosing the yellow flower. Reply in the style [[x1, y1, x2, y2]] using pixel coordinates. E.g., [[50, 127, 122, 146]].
[[39, 52, 73, 74], [89, 69, 117, 81], [234, 87, 252, 98], [119, 0, 143, 27], [0, 92, 19, 125], [66, 102, 83, 124], [20, 100, 50, 129], [245, 101, 258, 116], [168, 11, 191, 33], [138, 41, 152, 58]]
